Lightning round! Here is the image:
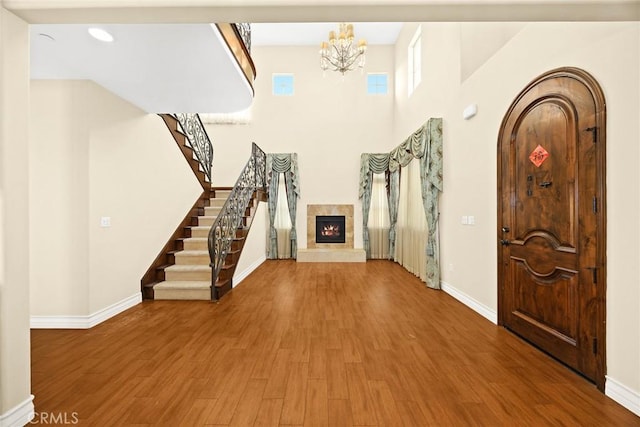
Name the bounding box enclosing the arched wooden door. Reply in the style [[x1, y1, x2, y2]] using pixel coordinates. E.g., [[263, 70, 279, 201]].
[[497, 67, 606, 390]]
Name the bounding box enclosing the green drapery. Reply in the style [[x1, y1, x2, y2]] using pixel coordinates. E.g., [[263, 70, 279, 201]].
[[358, 117, 443, 289], [266, 153, 300, 259]]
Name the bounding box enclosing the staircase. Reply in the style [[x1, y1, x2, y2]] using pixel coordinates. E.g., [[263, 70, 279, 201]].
[[141, 113, 267, 301], [151, 188, 228, 300], [144, 187, 263, 300]]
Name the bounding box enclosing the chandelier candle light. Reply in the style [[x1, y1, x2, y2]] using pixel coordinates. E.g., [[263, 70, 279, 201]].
[[319, 23, 367, 75]]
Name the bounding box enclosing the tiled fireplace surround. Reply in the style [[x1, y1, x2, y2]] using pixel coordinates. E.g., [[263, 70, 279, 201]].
[[297, 204, 366, 263]]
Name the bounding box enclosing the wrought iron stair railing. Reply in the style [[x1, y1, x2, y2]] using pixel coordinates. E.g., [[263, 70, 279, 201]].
[[208, 143, 266, 299], [174, 113, 213, 183]]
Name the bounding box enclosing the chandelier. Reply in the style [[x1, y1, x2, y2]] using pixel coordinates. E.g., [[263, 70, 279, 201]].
[[319, 23, 367, 75]]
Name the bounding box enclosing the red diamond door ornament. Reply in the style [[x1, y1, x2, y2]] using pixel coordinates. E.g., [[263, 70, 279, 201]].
[[529, 144, 549, 167]]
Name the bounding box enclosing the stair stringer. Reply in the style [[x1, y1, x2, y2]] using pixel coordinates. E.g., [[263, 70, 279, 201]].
[[140, 113, 214, 299]]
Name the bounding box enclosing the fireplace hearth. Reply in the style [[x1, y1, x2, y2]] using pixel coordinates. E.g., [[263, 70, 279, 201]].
[[315, 215, 346, 244]]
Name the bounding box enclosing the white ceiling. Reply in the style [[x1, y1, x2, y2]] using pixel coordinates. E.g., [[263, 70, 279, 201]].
[[30, 23, 254, 113]]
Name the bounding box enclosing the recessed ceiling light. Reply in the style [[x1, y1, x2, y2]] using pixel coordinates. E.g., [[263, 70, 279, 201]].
[[88, 27, 114, 42]]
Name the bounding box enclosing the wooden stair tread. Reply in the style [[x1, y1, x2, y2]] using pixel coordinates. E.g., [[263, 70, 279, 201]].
[[214, 278, 231, 288], [221, 262, 235, 270]]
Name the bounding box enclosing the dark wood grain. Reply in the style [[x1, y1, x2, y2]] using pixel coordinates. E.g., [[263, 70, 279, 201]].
[[32, 261, 637, 426], [497, 67, 607, 389]]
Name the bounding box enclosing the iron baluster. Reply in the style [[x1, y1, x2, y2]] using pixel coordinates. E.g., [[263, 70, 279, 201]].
[[208, 143, 266, 299], [174, 113, 213, 182]]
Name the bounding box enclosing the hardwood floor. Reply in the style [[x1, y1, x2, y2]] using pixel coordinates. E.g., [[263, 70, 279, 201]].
[[31, 260, 639, 426]]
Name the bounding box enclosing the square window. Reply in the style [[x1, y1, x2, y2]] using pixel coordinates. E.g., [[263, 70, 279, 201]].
[[367, 73, 388, 95], [272, 74, 294, 96]]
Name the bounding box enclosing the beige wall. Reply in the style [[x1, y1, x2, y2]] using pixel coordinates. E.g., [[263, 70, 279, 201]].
[[393, 21, 640, 399], [206, 45, 396, 250], [459, 22, 525, 83], [29, 81, 90, 315], [234, 202, 267, 284], [29, 80, 203, 316], [0, 7, 32, 421]]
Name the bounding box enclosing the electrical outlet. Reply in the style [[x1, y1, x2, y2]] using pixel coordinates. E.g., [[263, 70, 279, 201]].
[[100, 216, 111, 227]]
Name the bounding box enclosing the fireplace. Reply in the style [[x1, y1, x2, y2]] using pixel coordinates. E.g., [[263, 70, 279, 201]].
[[315, 215, 346, 244], [306, 204, 354, 250], [300, 204, 365, 262]]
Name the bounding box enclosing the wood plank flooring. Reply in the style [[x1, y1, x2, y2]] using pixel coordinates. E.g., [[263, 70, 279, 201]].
[[31, 260, 640, 426]]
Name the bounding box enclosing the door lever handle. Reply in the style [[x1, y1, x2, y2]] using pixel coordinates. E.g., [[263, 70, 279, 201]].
[[500, 239, 511, 246], [539, 181, 552, 188]]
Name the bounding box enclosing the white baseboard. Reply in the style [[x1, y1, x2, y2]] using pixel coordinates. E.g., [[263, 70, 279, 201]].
[[606, 376, 640, 417], [440, 282, 640, 417], [30, 292, 141, 329], [0, 395, 34, 427], [232, 255, 266, 287], [440, 281, 498, 324]]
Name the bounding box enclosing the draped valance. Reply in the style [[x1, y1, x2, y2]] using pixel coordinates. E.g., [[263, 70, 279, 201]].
[[358, 153, 390, 199], [267, 153, 300, 197], [388, 122, 430, 172]]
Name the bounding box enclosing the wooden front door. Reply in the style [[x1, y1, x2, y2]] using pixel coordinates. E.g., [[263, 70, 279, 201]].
[[497, 67, 606, 389]]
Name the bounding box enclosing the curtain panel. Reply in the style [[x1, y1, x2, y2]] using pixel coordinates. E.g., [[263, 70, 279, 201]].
[[266, 153, 300, 259], [359, 117, 443, 288], [359, 153, 391, 259], [368, 173, 390, 259]]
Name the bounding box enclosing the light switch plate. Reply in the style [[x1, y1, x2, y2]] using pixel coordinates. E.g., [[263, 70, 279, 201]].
[[100, 216, 111, 227]]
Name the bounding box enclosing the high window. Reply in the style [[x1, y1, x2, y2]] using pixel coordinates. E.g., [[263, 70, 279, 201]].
[[408, 26, 422, 96], [367, 73, 389, 95], [272, 74, 294, 96]]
